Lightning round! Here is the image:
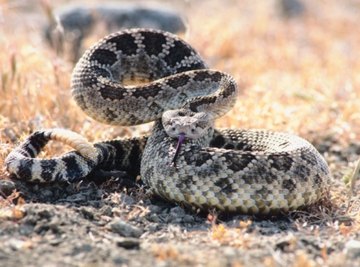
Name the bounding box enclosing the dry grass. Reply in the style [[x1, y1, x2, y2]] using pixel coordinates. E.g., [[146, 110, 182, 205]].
[[0, 0, 359, 252]]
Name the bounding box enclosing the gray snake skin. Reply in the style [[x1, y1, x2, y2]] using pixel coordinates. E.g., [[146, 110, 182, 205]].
[[5, 29, 331, 214]]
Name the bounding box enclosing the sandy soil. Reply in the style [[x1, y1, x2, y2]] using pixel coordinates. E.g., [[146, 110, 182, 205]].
[[0, 0, 359, 266]]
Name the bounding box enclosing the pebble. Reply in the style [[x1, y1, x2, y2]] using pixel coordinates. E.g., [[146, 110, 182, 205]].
[[79, 207, 96, 220], [148, 205, 164, 213], [99, 205, 113, 217], [147, 213, 161, 223], [115, 237, 140, 249], [119, 193, 135, 206], [19, 224, 35, 236], [65, 194, 87, 202], [108, 219, 143, 238], [182, 215, 195, 223], [344, 239, 360, 259], [169, 206, 186, 217], [0, 179, 15, 196], [145, 223, 160, 233], [166, 206, 186, 223], [40, 189, 54, 199], [7, 238, 26, 250]]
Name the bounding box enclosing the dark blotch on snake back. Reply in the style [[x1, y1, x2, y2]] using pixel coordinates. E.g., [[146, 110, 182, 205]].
[[211, 72, 222, 82], [40, 160, 58, 182], [268, 154, 294, 171], [27, 131, 51, 156], [314, 174, 323, 185], [141, 31, 168, 56], [293, 164, 311, 180], [89, 49, 117, 66], [282, 178, 297, 193], [300, 150, 318, 165], [98, 87, 127, 101], [224, 144, 235, 149], [163, 40, 193, 67], [209, 135, 226, 148], [132, 83, 162, 98], [17, 159, 34, 181], [103, 108, 119, 121], [214, 178, 238, 193], [128, 142, 142, 172], [193, 71, 215, 81], [181, 175, 198, 189], [62, 154, 86, 178], [166, 75, 191, 88], [223, 152, 256, 172], [219, 81, 236, 99], [109, 33, 138, 55], [194, 152, 213, 167], [189, 96, 217, 112], [235, 141, 253, 151]]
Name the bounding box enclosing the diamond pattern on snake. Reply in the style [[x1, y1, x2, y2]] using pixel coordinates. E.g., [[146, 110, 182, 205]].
[[5, 29, 331, 214]]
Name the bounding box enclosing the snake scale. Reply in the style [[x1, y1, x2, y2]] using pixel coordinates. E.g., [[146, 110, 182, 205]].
[[5, 29, 331, 214]]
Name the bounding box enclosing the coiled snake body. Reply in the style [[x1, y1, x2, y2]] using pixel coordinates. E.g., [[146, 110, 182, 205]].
[[5, 29, 330, 214]]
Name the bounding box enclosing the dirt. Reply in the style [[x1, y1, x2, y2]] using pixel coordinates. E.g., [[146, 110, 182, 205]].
[[1, 0, 360, 266], [0, 137, 359, 267]]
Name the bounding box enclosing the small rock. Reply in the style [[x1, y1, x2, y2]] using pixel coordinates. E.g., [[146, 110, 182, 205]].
[[148, 205, 164, 213], [19, 224, 34, 236], [65, 194, 87, 202], [119, 193, 135, 206], [113, 256, 128, 265], [79, 207, 96, 220], [29, 206, 54, 220], [146, 223, 160, 233], [72, 244, 93, 256], [108, 219, 143, 238], [169, 206, 186, 217], [7, 238, 27, 250], [99, 205, 113, 217], [345, 240, 360, 259], [48, 237, 64, 246], [0, 179, 15, 196], [182, 215, 195, 223], [115, 237, 140, 249], [165, 206, 187, 223], [147, 213, 161, 223], [40, 189, 54, 199]]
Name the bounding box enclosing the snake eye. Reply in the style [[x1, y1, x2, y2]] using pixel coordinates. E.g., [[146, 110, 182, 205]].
[[172, 127, 176, 131], [178, 111, 185, 116], [191, 128, 195, 133]]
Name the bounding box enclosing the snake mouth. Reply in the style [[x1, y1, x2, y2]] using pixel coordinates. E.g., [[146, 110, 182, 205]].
[[171, 133, 186, 166]]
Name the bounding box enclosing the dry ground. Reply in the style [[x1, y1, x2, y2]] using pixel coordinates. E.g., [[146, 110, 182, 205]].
[[0, 0, 359, 266]]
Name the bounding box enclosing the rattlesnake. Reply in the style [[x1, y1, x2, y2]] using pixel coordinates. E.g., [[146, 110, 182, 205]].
[[5, 29, 331, 214]]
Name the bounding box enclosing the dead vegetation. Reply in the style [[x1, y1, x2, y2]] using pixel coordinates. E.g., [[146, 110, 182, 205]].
[[0, 0, 359, 266]]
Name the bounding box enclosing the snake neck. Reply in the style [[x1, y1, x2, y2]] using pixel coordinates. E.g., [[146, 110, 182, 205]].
[[149, 120, 214, 148], [140, 120, 214, 186]]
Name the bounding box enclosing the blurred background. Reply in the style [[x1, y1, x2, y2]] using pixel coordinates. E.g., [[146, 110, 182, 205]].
[[0, 0, 359, 152], [1, 3, 359, 266]]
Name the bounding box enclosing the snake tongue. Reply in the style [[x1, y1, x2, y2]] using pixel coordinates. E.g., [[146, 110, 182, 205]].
[[171, 133, 186, 166]]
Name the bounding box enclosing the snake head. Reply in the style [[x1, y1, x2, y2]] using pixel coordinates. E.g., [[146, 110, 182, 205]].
[[162, 109, 213, 166], [162, 109, 213, 140]]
